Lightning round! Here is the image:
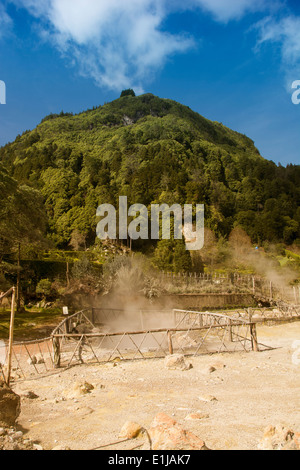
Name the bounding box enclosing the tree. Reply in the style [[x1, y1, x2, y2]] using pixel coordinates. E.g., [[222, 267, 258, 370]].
[[0, 165, 48, 309], [120, 89, 136, 98]]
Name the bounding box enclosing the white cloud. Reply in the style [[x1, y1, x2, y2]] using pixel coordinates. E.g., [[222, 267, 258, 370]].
[[170, 0, 274, 23], [9, 0, 194, 92], [0, 3, 13, 39], [4, 0, 285, 91], [256, 15, 300, 84]]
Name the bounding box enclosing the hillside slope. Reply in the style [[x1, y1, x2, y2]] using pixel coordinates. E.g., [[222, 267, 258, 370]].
[[0, 93, 299, 247]]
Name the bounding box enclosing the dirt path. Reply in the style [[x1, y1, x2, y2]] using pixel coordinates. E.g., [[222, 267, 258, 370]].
[[12, 322, 300, 450]]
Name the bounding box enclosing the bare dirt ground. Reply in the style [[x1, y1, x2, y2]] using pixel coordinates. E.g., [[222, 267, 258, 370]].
[[11, 322, 300, 451]]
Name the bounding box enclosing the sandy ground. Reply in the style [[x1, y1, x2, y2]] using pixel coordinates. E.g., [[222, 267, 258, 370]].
[[11, 322, 300, 451]]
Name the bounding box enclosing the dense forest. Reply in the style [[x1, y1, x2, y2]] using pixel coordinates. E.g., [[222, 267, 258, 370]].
[[1, 93, 299, 250]]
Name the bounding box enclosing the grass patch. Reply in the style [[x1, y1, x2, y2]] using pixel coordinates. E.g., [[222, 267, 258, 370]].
[[0, 307, 63, 341]]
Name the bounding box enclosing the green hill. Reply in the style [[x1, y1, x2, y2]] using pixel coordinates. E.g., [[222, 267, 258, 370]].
[[0, 93, 299, 248]]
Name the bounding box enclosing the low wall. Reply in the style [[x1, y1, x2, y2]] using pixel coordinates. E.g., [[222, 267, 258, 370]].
[[96, 293, 257, 311], [63, 291, 257, 311], [156, 293, 256, 310]]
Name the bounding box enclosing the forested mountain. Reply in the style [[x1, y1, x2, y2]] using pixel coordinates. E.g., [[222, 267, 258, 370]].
[[0, 92, 299, 249]]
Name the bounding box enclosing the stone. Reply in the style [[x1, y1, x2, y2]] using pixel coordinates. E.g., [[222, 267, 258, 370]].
[[119, 421, 143, 439], [52, 445, 71, 451], [201, 366, 216, 374], [27, 356, 37, 365], [0, 380, 21, 427], [198, 395, 218, 403], [64, 381, 94, 399], [148, 413, 209, 451], [185, 412, 210, 421], [35, 354, 45, 365], [33, 444, 43, 451], [10, 431, 23, 441], [22, 391, 39, 400], [164, 354, 193, 371], [258, 425, 300, 450]]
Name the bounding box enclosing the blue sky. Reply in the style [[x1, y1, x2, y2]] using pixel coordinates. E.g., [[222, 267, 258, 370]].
[[0, 0, 299, 166]]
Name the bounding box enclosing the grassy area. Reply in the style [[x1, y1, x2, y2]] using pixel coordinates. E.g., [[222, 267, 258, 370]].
[[0, 307, 63, 341]]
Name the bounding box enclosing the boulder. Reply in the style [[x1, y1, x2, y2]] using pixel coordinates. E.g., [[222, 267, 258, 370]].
[[258, 425, 300, 450], [64, 381, 94, 399], [164, 354, 192, 371], [119, 421, 143, 439], [148, 413, 209, 450], [0, 380, 21, 427], [185, 412, 210, 421]]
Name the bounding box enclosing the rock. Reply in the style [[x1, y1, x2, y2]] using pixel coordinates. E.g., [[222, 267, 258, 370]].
[[119, 421, 143, 439], [10, 431, 23, 441], [0, 380, 21, 427], [64, 381, 94, 399], [198, 395, 217, 403], [52, 445, 71, 451], [258, 425, 300, 450], [164, 354, 193, 371], [33, 444, 43, 451], [0, 427, 6, 436], [22, 391, 39, 400], [27, 356, 37, 365], [173, 334, 197, 349], [201, 366, 216, 375], [35, 354, 45, 365], [148, 413, 210, 450], [185, 412, 210, 421]]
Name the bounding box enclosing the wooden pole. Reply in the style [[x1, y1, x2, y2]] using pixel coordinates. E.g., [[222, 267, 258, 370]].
[[228, 319, 233, 343], [53, 337, 61, 368], [167, 331, 173, 355], [270, 281, 273, 301], [6, 287, 16, 386], [250, 322, 259, 352]]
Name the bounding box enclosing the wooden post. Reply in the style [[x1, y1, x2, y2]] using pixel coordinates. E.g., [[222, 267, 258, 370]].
[[6, 287, 16, 386], [228, 319, 233, 343], [270, 281, 273, 301], [53, 337, 61, 368], [167, 331, 173, 355], [250, 323, 259, 352]]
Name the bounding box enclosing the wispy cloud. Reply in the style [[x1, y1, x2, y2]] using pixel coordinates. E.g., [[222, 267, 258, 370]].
[[0, 3, 13, 39], [3, 0, 292, 91], [187, 0, 272, 23], [256, 14, 300, 85], [8, 0, 194, 92]]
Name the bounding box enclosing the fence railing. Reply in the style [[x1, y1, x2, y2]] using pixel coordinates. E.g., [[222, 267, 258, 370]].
[[160, 271, 300, 303], [2, 304, 300, 384]]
